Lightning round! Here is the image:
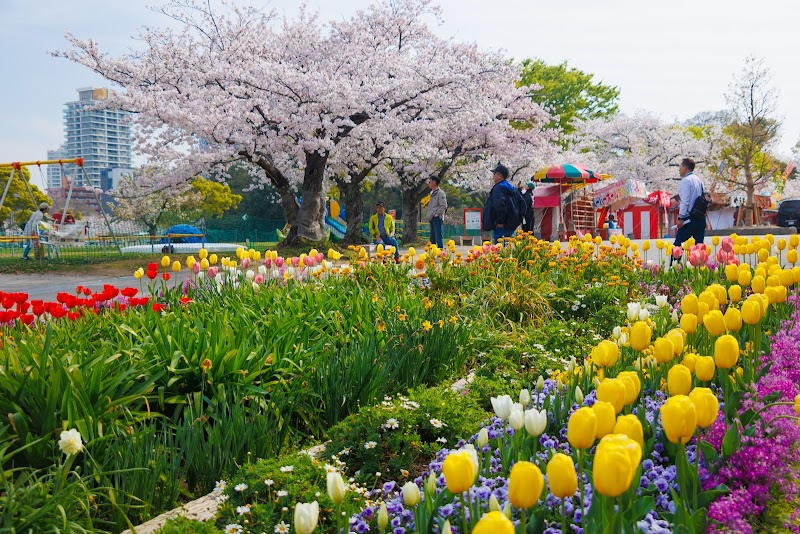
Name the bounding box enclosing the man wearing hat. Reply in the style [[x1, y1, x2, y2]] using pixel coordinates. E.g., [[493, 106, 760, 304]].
[[21, 202, 52, 260], [520, 181, 535, 232], [483, 164, 521, 243], [369, 201, 400, 261]]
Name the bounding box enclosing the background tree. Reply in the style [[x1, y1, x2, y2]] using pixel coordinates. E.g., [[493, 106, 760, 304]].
[[721, 56, 781, 225], [518, 58, 620, 139], [0, 167, 51, 229]]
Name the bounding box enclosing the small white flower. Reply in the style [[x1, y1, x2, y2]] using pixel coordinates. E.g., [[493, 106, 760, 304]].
[[384, 418, 399, 430], [234, 483, 248, 492], [324, 464, 337, 473], [276, 490, 288, 498], [274, 521, 290, 533], [365, 441, 377, 449], [429, 418, 444, 429], [339, 448, 351, 456], [215, 494, 229, 503], [279, 465, 294, 473], [436, 437, 447, 444], [58, 428, 83, 456], [224, 525, 243, 534], [236, 505, 251, 515], [215, 480, 227, 493], [264, 479, 274, 486]]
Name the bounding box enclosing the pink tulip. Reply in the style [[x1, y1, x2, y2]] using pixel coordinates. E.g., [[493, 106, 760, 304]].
[[672, 246, 683, 260], [315, 252, 324, 263], [482, 245, 490, 253], [192, 262, 201, 274], [241, 257, 251, 269], [720, 236, 734, 253], [207, 266, 219, 278], [304, 256, 315, 267], [264, 258, 272, 268], [275, 257, 285, 268], [291, 257, 301, 267], [254, 274, 264, 284]]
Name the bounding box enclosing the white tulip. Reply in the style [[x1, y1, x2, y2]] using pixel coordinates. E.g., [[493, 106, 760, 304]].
[[490, 395, 513, 420], [377, 502, 388, 532], [671, 310, 679, 324], [197, 271, 206, 282], [425, 472, 437, 496], [612, 325, 622, 339], [245, 269, 255, 281], [593, 377, 601, 388], [524, 408, 547, 437], [567, 357, 576, 375], [509, 406, 525, 430], [536, 375, 545, 392], [326, 472, 346, 504], [272, 269, 280, 279], [476, 427, 489, 448], [519, 388, 531, 407], [258, 265, 267, 275], [638, 308, 650, 321], [627, 302, 641, 322], [294, 501, 319, 534], [617, 333, 628, 347], [252, 282, 260, 291], [655, 295, 668, 308], [402, 482, 420, 506], [575, 386, 584, 404]]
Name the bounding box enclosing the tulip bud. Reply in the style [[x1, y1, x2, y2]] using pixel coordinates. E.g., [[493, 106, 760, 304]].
[[535, 375, 545, 392], [377, 502, 388, 531], [503, 501, 512, 519], [519, 388, 531, 407], [488, 494, 501, 511], [671, 309, 679, 324], [612, 325, 622, 339], [402, 482, 420, 507], [294, 501, 319, 534], [161, 255, 170, 267], [326, 471, 347, 504], [524, 408, 547, 437], [441, 520, 453, 534], [566, 358, 576, 375], [476, 427, 489, 448], [575, 386, 584, 404], [425, 472, 437, 497], [509, 406, 524, 431]]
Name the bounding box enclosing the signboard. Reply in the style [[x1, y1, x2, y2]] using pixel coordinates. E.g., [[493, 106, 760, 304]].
[[464, 208, 482, 233], [593, 180, 648, 209]]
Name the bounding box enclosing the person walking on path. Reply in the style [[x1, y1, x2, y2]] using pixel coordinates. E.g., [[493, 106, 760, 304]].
[[520, 181, 535, 232], [483, 164, 520, 243], [672, 157, 706, 263], [369, 201, 400, 260], [426, 175, 447, 248], [21, 202, 52, 260]]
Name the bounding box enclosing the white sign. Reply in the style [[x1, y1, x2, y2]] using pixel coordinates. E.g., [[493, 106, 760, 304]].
[[465, 210, 482, 231]]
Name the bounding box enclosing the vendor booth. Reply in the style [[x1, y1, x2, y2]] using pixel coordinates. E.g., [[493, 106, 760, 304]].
[[533, 184, 562, 242], [592, 179, 648, 238]]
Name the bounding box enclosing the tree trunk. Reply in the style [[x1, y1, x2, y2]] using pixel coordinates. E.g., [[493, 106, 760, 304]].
[[283, 151, 329, 246], [336, 177, 367, 245], [401, 180, 429, 244], [245, 151, 300, 228]]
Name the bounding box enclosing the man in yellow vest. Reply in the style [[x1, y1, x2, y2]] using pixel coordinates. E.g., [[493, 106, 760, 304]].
[[369, 201, 400, 260]]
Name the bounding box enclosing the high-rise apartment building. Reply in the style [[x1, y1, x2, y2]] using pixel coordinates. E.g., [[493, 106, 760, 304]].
[[62, 87, 132, 189], [46, 147, 67, 189]]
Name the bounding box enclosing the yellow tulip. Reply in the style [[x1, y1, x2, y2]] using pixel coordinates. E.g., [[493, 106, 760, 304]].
[[758, 248, 769, 262], [709, 284, 727, 305], [765, 286, 779, 304], [738, 269, 752, 287], [667, 364, 692, 396], [592, 401, 617, 439], [666, 329, 685, 356], [618, 371, 642, 398], [681, 294, 698, 315], [794, 394, 800, 416], [653, 337, 675, 364], [660, 395, 697, 444], [567, 406, 597, 449], [787, 249, 799, 264], [198, 248, 208, 260], [171, 260, 181, 272], [699, 291, 719, 311], [714, 334, 740, 369], [695, 356, 716, 381], [697, 302, 709, 324], [656, 239, 665, 250], [134, 268, 144, 279], [591, 340, 620, 367], [547, 453, 577, 499], [186, 256, 196, 269], [724, 263, 739, 282], [508, 461, 544, 509], [642, 240, 651, 251], [791, 235, 800, 248], [723, 308, 742, 332], [613, 415, 644, 448], [161, 255, 170, 267], [597, 379, 627, 413], [728, 284, 742, 303], [779, 269, 794, 287], [680, 313, 698, 334], [702, 310, 725, 336], [741, 299, 761, 325], [767, 274, 780, 288], [689, 387, 720, 428], [752, 275, 765, 294], [200, 258, 210, 270], [712, 236, 721, 246], [630, 321, 652, 352], [617, 374, 638, 405], [685, 237, 696, 248], [681, 353, 697, 373], [442, 451, 475, 494], [592, 439, 634, 497], [209, 253, 218, 265], [472, 512, 515, 534]]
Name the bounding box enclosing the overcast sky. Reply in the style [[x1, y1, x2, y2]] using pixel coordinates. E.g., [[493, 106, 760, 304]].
[[2, 0, 798, 190]]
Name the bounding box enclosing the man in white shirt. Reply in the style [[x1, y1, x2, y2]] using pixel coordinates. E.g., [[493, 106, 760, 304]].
[[674, 157, 705, 251], [21, 202, 52, 260]]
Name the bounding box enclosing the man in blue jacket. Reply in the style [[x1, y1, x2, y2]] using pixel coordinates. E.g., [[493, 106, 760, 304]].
[[482, 164, 517, 243]]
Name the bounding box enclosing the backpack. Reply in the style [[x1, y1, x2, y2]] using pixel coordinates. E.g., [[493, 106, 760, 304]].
[[502, 185, 527, 229], [690, 182, 710, 221]]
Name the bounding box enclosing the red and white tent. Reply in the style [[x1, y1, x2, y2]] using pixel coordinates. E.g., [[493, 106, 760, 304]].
[[533, 185, 562, 241]]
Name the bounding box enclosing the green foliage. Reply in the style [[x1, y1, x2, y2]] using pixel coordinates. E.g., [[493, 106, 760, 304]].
[[189, 178, 243, 219], [0, 166, 51, 225], [518, 58, 620, 137], [158, 516, 221, 534], [323, 383, 491, 483]]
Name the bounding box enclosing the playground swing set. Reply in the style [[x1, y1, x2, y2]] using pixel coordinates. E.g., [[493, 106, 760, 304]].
[[0, 157, 122, 259]]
